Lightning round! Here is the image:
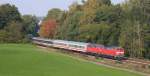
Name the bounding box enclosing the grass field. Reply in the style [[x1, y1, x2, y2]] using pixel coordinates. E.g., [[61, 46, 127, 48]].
[[0, 44, 144, 76]]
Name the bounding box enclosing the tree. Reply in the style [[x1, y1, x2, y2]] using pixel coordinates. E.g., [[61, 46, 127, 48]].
[[0, 4, 21, 29], [44, 8, 64, 38], [143, 24, 150, 59], [55, 11, 83, 40], [39, 19, 57, 38], [0, 21, 24, 43], [0, 30, 9, 43], [0, 4, 28, 43], [119, 0, 150, 58], [45, 8, 63, 22], [80, 0, 111, 24], [119, 20, 145, 58], [78, 23, 110, 44], [22, 15, 39, 36], [69, 2, 82, 13]]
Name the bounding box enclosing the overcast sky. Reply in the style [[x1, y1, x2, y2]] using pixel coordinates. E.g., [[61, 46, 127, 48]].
[[0, 0, 125, 17]]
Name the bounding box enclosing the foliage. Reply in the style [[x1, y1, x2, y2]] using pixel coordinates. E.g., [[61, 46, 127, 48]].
[[45, 8, 63, 22], [0, 4, 24, 43], [22, 15, 39, 36], [80, 0, 111, 24], [0, 4, 21, 29], [118, 0, 150, 58], [0, 21, 24, 43], [0, 4, 38, 43], [78, 23, 110, 44], [50, 0, 150, 59], [39, 19, 57, 38], [55, 11, 83, 41], [1, 0, 150, 59]]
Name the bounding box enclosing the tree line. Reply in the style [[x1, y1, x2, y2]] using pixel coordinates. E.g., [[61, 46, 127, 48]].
[[39, 0, 150, 59], [0, 0, 149, 59], [0, 4, 39, 43]]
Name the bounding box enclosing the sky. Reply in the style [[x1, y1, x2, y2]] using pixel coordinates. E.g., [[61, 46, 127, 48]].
[[0, 0, 125, 17]]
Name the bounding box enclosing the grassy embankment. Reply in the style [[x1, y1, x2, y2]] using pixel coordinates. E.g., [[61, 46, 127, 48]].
[[0, 44, 144, 76]]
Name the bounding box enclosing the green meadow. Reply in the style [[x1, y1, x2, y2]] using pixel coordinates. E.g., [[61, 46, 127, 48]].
[[0, 44, 143, 76]]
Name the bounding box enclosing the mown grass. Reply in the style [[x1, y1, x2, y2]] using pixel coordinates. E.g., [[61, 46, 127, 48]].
[[0, 44, 144, 76]]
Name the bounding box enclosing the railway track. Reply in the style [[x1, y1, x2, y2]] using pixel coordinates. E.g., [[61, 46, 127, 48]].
[[124, 58, 150, 66]]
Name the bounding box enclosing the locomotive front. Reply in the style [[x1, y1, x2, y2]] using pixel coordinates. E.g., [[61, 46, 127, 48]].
[[113, 47, 125, 57]]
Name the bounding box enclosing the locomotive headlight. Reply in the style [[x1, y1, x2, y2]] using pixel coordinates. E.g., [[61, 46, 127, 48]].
[[116, 52, 124, 57], [116, 52, 124, 55]]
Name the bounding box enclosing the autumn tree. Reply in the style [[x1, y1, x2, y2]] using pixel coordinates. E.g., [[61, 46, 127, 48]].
[[39, 19, 57, 38]]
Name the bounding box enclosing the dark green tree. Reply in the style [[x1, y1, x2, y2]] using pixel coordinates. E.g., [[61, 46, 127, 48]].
[[78, 23, 110, 44], [22, 15, 39, 36], [0, 21, 24, 43], [0, 4, 21, 29]]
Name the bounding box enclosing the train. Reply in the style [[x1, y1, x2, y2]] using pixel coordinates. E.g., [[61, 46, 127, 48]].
[[32, 37, 125, 60]]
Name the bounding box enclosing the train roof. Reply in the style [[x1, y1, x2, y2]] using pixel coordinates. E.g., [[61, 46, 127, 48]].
[[53, 40, 89, 45], [32, 37, 53, 41], [106, 46, 123, 49]]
